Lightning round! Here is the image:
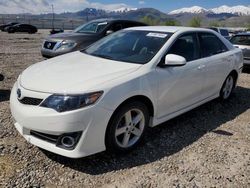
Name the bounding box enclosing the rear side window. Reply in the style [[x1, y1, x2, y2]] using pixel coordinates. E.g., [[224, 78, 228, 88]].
[[123, 22, 145, 28], [167, 33, 199, 62], [209, 28, 219, 33], [199, 33, 228, 57], [111, 23, 123, 32]]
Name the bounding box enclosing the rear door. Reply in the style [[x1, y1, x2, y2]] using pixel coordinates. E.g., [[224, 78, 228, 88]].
[[198, 32, 232, 97]]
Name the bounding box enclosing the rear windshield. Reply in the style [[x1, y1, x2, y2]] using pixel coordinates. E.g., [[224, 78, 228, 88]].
[[220, 29, 229, 36], [230, 35, 250, 45], [74, 21, 108, 34]]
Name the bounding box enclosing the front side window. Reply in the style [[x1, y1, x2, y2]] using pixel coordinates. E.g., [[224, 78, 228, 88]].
[[199, 33, 228, 57], [74, 21, 108, 34], [83, 30, 171, 64], [167, 33, 199, 62], [230, 35, 250, 46]]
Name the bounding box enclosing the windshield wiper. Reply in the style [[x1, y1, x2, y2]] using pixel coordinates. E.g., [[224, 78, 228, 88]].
[[92, 54, 114, 60]]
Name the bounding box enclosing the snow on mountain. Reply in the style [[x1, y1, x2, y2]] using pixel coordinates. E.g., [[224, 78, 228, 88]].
[[211, 5, 250, 16], [168, 5, 250, 16], [168, 6, 209, 15], [109, 7, 137, 13]]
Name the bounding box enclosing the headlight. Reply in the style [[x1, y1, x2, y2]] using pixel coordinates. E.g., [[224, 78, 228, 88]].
[[40, 91, 103, 112], [55, 40, 77, 51]]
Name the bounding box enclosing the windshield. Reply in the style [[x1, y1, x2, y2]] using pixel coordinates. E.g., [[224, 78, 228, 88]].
[[230, 35, 250, 46], [74, 21, 108, 34], [83, 30, 171, 64]]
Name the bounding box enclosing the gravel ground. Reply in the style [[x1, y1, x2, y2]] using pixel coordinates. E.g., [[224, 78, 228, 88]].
[[0, 30, 250, 188]]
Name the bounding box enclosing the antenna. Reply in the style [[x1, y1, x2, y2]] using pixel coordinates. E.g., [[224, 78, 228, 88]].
[[52, 4, 55, 29]]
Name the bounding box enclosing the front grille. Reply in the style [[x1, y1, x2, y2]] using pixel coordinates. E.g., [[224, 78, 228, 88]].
[[19, 97, 43, 106], [30, 130, 59, 144], [43, 41, 57, 50]]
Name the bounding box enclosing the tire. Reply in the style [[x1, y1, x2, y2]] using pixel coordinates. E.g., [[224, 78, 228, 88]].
[[8, 29, 15, 33], [105, 101, 150, 153], [219, 74, 236, 100]]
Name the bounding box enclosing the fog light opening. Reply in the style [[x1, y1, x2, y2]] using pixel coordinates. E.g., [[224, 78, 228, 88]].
[[61, 136, 75, 148]]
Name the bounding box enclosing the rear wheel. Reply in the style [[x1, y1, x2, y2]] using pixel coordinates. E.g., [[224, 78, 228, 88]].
[[220, 74, 236, 100], [105, 101, 149, 153]]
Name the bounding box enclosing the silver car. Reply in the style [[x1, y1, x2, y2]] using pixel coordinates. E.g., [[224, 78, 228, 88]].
[[230, 33, 250, 68]]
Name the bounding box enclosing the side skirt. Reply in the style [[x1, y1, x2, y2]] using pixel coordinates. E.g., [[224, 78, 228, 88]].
[[151, 93, 219, 127]]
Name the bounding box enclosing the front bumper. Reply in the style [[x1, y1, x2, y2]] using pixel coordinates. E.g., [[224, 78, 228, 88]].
[[10, 82, 114, 158], [41, 48, 74, 58]]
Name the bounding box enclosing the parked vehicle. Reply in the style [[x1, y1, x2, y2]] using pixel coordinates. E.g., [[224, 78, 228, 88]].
[[0, 22, 19, 31], [0, 74, 4, 81], [41, 19, 147, 58], [50, 28, 64, 35], [7, 24, 37, 34], [230, 33, 250, 68], [209, 27, 230, 40], [10, 26, 243, 158]]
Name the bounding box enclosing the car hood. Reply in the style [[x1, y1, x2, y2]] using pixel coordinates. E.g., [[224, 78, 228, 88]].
[[48, 31, 95, 41], [20, 51, 141, 94]]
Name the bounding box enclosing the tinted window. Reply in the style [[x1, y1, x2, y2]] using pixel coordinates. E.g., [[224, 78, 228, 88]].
[[74, 21, 108, 33], [168, 33, 199, 62], [209, 28, 219, 33], [230, 35, 250, 46], [199, 33, 228, 57], [123, 22, 145, 28], [111, 23, 123, 32], [220, 29, 229, 36], [84, 30, 171, 64]]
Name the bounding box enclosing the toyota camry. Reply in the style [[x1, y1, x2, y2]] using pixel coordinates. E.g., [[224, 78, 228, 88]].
[[10, 26, 243, 158]]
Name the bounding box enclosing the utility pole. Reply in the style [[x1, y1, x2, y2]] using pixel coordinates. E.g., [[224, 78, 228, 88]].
[[51, 4, 55, 29]]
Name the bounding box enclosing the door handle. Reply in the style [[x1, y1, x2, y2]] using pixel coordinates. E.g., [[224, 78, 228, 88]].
[[197, 65, 205, 70]]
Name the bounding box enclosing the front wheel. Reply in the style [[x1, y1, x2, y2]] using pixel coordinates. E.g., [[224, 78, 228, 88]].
[[220, 74, 236, 100], [105, 101, 149, 153]]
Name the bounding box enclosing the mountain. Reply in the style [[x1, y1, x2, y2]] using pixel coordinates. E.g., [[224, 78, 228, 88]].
[[168, 5, 250, 16], [211, 5, 250, 16], [168, 6, 210, 15], [110, 7, 138, 13]]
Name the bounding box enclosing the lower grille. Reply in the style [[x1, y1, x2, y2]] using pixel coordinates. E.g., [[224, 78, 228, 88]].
[[30, 130, 59, 144], [19, 97, 43, 106], [43, 41, 57, 50]]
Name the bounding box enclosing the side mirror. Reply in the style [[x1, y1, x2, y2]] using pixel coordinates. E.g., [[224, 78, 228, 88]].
[[163, 54, 186, 67], [106, 30, 114, 35], [0, 74, 4, 81]]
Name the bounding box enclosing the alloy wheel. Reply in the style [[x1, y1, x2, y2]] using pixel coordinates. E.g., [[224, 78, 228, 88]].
[[115, 109, 145, 148], [222, 75, 234, 99]]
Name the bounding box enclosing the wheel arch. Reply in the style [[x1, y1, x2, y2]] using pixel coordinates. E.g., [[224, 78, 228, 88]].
[[229, 70, 238, 88], [104, 95, 154, 150]]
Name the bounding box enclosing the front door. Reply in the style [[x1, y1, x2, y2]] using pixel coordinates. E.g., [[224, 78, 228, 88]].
[[156, 33, 205, 119]]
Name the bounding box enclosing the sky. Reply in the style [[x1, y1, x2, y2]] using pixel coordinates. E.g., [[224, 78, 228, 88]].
[[0, 0, 250, 14]]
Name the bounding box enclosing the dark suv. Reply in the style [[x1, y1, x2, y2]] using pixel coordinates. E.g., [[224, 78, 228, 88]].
[[41, 19, 147, 58]]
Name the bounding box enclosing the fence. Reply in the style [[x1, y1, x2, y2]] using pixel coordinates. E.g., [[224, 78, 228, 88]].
[[0, 17, 86, 30]]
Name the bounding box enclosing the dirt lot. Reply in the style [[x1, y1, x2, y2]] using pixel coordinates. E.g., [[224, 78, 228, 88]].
[[0, 30, 249, 188]]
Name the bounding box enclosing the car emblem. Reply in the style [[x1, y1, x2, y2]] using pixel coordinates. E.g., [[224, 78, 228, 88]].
[[47, 42, 52, 48], [17, 88, 22, 99]]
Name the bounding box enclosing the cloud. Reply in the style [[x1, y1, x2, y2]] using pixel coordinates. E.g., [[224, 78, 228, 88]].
[[0, 0, 133, 14], [138, 1, 145, 5]]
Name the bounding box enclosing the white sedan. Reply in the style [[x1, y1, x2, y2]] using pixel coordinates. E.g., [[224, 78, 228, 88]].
[[10, 26, 243, 158]]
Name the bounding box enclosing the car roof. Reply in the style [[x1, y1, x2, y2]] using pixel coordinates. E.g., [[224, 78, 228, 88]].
[[89, 18, 145, 24], [125, 26, 213, 33]]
